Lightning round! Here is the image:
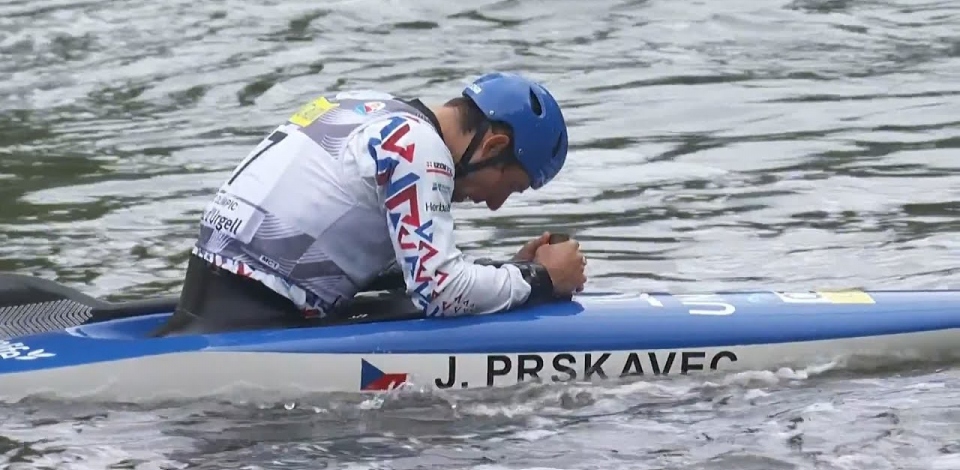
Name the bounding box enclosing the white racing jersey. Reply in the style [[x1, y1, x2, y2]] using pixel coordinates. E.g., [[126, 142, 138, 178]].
[[192, 91, 534, 317]]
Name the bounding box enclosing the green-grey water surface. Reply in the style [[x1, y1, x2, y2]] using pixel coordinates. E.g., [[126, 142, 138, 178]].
[[2, 0, 960, 468]]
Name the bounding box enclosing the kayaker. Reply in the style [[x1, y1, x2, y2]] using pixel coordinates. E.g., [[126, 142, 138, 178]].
[[155, 72, 586, 335]]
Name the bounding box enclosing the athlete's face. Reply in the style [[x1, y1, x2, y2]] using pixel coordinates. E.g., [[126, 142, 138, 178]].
[[452, 133, 531, 211]]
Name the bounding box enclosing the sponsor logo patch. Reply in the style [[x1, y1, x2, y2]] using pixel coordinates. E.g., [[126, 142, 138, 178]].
[[200, 190, 264, 244], [426, 161, 453, 178], [432, 182, 452, 196], [425, 201, 450, 212], [354, 101, 386, 115]]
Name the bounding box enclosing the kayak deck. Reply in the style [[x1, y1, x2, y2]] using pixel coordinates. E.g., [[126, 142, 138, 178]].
[[0, 273, 159, 340], [0, 273, 427, 341], [5, 271, 960, 352], [14, 288, 960, 351]]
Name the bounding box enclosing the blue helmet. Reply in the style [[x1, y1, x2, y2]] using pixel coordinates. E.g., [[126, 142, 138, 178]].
[[462, 72, 569, 189]]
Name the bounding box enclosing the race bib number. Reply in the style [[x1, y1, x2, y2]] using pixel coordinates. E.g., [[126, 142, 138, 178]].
[[200, 190, 264, 244]]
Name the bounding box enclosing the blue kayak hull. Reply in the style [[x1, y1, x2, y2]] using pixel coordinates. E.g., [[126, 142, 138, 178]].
[[1, 289, 959, 399]]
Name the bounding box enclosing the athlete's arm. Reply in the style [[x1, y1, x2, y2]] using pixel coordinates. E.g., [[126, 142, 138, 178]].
[[363, 115, 553, 316]]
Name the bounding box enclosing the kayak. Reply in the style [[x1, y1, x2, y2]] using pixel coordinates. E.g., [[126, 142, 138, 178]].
[[1, 272, 959, 402]]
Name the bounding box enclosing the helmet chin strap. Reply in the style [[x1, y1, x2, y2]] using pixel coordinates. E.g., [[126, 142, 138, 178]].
[[454, 120, 514, 180], [454, 120, 488, 180]]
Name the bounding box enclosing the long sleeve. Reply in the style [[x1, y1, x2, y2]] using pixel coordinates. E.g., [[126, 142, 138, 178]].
[[364, 114, 533, 316]]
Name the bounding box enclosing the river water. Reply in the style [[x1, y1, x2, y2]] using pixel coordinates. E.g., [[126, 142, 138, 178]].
[[2, 0, 960, 468]]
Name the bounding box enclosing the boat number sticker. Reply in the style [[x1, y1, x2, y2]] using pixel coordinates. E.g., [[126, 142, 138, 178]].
[[774, 290, 875, 305]]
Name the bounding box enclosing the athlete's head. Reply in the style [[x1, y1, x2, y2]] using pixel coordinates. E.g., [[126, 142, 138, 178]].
[[442, 72, 568, 211]]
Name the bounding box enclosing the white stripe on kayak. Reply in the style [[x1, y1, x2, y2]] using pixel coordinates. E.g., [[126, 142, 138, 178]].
[[1, 328, 958, 403]]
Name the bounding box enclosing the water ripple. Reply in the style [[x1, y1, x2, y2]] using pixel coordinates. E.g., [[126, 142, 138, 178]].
[[1, 0, 960, 467]]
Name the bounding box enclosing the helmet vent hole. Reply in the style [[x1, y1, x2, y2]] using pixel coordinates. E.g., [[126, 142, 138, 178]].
[[529, 90, 543, 116], [552, 135, 562, 157]]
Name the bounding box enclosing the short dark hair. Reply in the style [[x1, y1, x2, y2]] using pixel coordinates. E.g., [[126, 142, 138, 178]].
[[444, 96, 514, 143]]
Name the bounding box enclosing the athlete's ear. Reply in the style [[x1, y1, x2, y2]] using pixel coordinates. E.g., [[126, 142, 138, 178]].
[[481, 133, 510, 160]]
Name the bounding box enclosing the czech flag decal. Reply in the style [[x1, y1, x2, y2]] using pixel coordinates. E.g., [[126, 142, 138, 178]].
[[360, 359, 409, 391]]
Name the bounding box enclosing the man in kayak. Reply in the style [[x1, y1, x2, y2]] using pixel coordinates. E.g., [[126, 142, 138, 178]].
[[156, 72, 586, 335]]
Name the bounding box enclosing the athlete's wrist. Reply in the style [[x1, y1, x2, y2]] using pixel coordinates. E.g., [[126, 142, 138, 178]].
[[515, 261, 555, 305], [487, 260, 556, 306]]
